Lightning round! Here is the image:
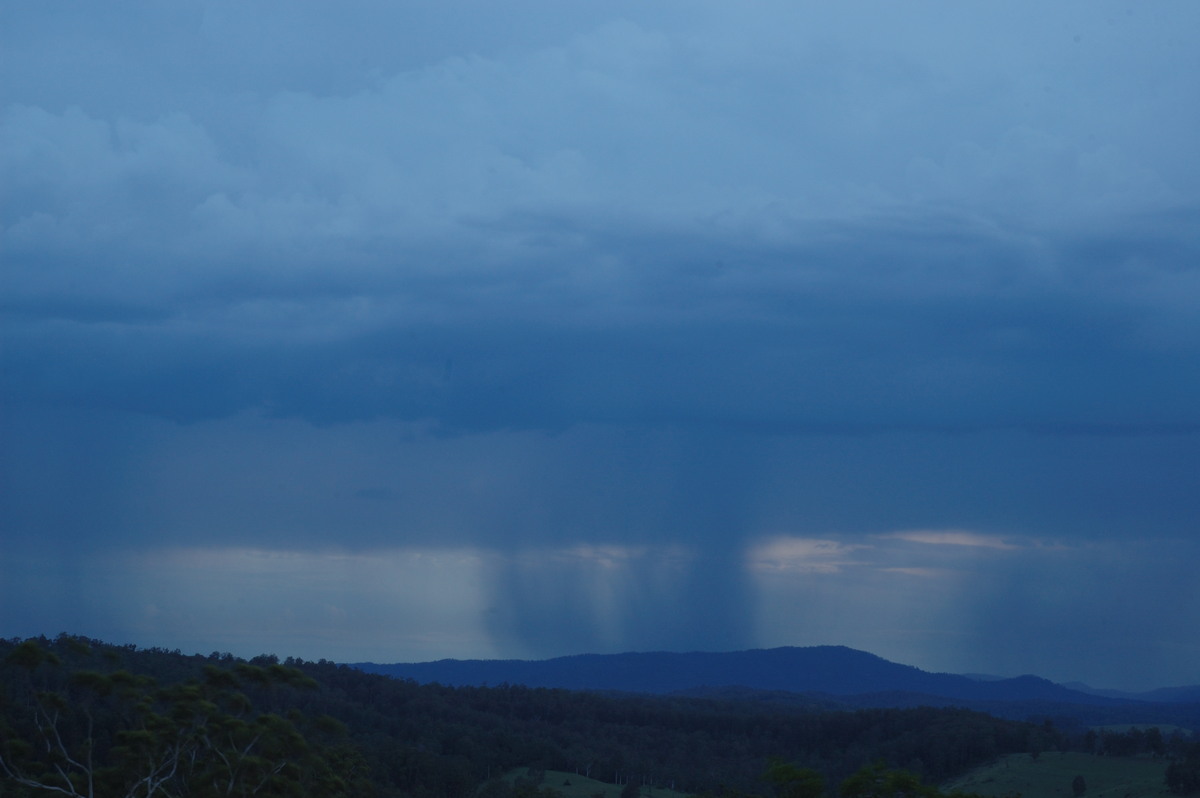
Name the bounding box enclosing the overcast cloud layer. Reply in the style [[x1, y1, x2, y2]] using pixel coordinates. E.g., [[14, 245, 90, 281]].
[[3, 1, 1199, 690]]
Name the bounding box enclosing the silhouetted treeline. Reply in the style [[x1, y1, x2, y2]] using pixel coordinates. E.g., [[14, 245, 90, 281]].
[[1166, 743, 1200, 795], [1, 635, 1084, 797]]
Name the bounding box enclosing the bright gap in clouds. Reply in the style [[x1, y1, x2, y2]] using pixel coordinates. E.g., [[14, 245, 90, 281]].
[[880, 530, 1020, 550], [746, 532, 1199, 691], [4, 531, 1195, 690]]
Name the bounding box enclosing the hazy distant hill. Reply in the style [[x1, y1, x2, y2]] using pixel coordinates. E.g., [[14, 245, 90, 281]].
[[353, 646, 1200, 729], [1063, 681, 1200, 703], [352, 645, 1134, 706], [1140, 685, 1200, 703]]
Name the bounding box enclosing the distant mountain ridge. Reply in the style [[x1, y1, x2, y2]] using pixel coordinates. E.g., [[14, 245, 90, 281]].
[[1062, 681, 1200, 703], [351, 645, 1179, 707]]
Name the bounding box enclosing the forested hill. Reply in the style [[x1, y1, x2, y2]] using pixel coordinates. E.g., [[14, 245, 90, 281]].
[[352, 647, 1200, 729], [3, 635, 1074, 798], [352, 646, 1129, 705]]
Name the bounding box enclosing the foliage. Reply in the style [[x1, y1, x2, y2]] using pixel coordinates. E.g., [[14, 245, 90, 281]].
[[836, 763, 988, 798], [1166, 742, 1200, 795], [0, 636, 364, 797], [765, 760, 825, 798], [840, 762, 937, 798], [2, 635, 1081, 797]]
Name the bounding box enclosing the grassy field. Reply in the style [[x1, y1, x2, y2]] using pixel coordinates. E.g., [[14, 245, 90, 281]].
[[943, 752, 1172, 798], [496, 768, 694, 798]]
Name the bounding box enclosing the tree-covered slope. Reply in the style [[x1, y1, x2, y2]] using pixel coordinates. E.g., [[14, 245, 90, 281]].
[[7, 635, 1185, 798]]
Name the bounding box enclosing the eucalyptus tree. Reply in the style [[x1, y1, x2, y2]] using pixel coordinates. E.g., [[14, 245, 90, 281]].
[[0, 639, 349, 798]]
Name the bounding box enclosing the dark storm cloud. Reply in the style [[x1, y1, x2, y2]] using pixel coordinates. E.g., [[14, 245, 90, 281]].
[[5, 208, 1198, 435]]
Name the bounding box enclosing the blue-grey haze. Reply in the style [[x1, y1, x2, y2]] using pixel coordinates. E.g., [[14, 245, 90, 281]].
[[2, 1, 1198, 690]]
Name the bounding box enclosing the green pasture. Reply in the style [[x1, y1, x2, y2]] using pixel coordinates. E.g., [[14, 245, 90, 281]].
[[495, 768, 693, 798], [943, 752, 1171, 798]]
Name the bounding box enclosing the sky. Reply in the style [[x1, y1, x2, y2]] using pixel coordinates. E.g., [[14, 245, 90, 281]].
[[2, 1, 1199, 692]]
